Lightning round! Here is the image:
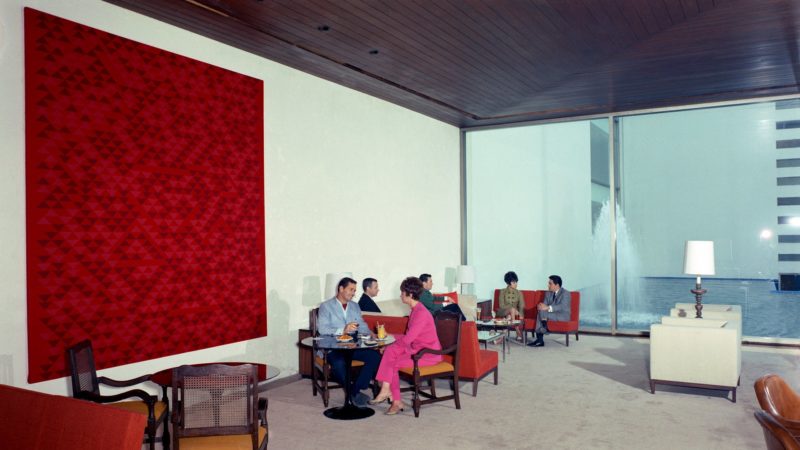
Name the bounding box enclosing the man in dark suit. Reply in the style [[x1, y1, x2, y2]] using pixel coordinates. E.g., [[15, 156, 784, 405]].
[[528, 275, 570, 347], [358, 277, 381, 313]]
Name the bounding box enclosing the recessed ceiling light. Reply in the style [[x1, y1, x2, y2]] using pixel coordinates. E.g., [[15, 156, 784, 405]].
[[317, 25, 330, 31], [369, 49, 379, 55]]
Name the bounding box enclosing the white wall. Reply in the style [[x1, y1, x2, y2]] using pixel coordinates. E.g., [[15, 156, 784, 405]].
[[0, 0, 460, 394], [465, 121, 594, 298]]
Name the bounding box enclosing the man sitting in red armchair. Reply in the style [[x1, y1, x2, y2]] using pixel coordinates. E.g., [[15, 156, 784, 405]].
[[528, 275, 571, 347]]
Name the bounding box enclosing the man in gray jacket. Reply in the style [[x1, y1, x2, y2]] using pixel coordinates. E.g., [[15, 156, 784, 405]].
[[528, 275, 570, 347]]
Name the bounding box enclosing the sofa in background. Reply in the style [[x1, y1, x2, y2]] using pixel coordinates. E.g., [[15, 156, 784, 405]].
[[492, 289, 581, 345], [368, 292, 479, 320], [0, 383, 147, 450]]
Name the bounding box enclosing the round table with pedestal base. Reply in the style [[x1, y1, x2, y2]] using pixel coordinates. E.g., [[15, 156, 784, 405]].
[[300, 335, 395, 420]]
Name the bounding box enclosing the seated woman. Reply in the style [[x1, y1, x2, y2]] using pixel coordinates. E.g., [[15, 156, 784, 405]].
[[497, 271, 524, 341], [369, 276, 442, 415]]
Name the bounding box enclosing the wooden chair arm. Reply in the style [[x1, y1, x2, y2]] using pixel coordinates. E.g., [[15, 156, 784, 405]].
[[77, 389, 157, 421], [98, 373, 152, 387], [411, 344, 456, 361]]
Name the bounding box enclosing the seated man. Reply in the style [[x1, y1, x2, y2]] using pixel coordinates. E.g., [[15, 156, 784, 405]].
[[318, 277, 381, 406], [358, 277, 381, 313], [528, 275, 570, 347], [418, 273, 466, 321]]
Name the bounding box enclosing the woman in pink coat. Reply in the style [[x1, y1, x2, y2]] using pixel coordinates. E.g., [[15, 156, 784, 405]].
[[370, 276, 442, 415]]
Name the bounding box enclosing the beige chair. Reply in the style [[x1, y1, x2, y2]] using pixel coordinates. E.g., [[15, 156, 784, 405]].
[[650, 316, 740, 402]]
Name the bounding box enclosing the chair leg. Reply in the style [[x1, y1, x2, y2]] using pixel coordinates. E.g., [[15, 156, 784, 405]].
[[429, 378, 436, 398], [148, 427, 156, 450], [472, 380, 478, 397], [493, 367, 498, 385], [565, 333, 569, 347], [575, 331, 579, 341], [162, 411, 171, 450], [454, 377, 461, 410], [413, 381, 421, 418], [649, 380, 655, 394]]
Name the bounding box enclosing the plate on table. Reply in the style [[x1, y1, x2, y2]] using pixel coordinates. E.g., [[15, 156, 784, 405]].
[[336, 335, 353, 342], [363, 340, 378, 346], [374, 336, 389, 341]]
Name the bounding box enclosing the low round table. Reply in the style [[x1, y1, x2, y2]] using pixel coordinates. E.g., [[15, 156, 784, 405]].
[[300, 335, 395, 420], [477, 319, 523, 351]]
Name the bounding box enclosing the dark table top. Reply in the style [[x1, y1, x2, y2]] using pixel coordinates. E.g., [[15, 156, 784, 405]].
[[150, 362, 280, 391], [300, 335, 396, 350]]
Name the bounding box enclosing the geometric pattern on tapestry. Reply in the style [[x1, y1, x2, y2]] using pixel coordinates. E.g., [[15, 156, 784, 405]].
[[24, 8, 266, 383]]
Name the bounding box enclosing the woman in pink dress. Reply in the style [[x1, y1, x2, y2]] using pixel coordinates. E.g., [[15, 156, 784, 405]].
[[369, 276, 442, 415]]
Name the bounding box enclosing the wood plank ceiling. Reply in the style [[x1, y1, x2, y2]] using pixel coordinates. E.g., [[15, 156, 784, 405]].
[[105, 0, 800, 128]]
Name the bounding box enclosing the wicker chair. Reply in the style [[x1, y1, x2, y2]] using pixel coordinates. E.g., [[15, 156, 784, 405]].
[[399, 310, 462, 417], [171, 363, 267, 450], [67, 339, 169, 450]]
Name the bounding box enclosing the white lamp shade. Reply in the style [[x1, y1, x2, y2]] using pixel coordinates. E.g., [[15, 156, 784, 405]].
[[324, 272, 353, 299], [456, 265, 476, 284], [683, 241, 715, 276]]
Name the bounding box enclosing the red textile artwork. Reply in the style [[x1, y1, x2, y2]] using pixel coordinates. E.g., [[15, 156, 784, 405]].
[[24, 8, 266, 383]]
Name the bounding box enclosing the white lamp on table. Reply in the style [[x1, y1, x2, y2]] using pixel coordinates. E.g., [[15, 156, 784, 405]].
[[683, 241, 715, 318]]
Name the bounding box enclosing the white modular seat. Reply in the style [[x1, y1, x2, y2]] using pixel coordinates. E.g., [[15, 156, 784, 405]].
[[649, 315, 741, 402]]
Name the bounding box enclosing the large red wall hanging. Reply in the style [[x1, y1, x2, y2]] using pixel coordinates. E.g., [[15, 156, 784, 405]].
[[25, 8, 266, 383]]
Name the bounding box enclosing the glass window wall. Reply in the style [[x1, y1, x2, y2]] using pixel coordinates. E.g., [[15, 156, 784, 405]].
[[465, 98, 800, 339]]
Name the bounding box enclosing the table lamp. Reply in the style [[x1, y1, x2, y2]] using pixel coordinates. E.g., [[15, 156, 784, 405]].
[[683, 241, 715, 318], [456, 265, 475, 294]]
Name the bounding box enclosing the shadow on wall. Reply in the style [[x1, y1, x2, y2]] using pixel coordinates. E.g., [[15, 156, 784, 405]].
[[302, 276, 322, 307], [250, 289, 293, 373], [0, 355, 12, 384]]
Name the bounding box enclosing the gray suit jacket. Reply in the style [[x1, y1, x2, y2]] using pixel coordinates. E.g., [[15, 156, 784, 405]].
[[543, 288, 571, 322]]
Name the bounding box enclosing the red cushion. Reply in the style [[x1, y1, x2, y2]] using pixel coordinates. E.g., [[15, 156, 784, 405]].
[[433, 291, 459, 303], [362, 314, 409, 335]]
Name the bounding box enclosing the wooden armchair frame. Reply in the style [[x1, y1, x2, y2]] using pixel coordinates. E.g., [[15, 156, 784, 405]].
[[67, 339, 169, 450], [400, 311, 462, 417]]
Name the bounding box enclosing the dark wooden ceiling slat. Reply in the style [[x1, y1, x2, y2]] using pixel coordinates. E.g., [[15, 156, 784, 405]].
[[103, 0, 800, 128]]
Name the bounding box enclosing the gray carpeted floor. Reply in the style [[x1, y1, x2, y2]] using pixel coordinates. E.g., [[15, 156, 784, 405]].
[[262, 334, 800, 450]]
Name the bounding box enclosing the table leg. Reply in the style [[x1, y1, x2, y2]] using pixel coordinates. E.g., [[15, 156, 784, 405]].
[[323, 350, 375, 420]]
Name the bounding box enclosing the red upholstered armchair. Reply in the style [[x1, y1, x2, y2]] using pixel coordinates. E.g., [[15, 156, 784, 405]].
[[455, 321, 499, 396], [547, 291, 580, 346]]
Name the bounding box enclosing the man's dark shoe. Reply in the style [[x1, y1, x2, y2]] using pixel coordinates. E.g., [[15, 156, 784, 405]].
[[350, 391, 370, 407], [527, 340, 545, 347]]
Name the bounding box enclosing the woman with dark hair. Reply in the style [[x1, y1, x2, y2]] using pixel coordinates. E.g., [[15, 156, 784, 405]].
[[497, 271, 525, 341], [369, 276, 442, 415]]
